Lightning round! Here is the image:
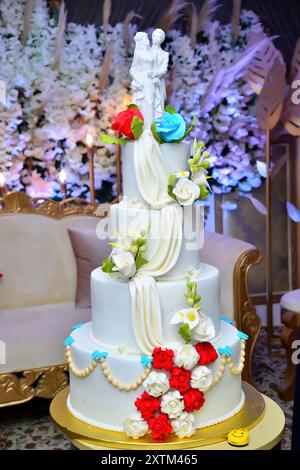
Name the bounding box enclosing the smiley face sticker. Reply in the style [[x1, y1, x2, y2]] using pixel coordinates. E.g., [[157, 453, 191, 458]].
[[228, 428, 249, 447]]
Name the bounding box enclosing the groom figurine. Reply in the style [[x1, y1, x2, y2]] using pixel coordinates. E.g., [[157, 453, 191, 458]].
[[149, 29, 169, 121]]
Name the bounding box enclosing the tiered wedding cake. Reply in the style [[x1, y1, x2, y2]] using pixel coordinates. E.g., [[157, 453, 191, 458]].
[[65, 29, 247, 441]]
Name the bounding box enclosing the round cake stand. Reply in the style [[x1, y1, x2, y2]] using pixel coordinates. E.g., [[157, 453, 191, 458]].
[[50, 382, 285, 450]]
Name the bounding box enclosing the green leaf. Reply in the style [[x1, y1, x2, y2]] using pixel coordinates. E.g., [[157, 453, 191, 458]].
[[127, 103, 139, 109], [183, 115, 197, 139], [99, 133, 129, 145], [198, 185, 210, 200], [167, 185, 177, 201], [151, 122, 163, 143], [174, 115, 197, 143], [135, 252, 149, 271], [168, 173, 177, 187], [165, 104, 177, 114], [131, 116, 144, 139], [178, 323, 191, 343], [101, 258, 115, 273]]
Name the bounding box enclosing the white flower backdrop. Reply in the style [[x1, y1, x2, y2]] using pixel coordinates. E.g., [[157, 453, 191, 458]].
[[0, 1, 266, 201]]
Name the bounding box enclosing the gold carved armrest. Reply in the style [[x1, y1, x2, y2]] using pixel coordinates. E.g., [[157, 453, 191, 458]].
[[233, 248, 262, 384]]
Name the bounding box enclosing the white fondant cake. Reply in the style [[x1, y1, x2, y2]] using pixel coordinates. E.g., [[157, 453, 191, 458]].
[[65, 29, 246, 442]]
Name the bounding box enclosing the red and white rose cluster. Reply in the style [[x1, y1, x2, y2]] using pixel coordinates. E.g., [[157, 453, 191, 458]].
[[124, 342, 218, 441]]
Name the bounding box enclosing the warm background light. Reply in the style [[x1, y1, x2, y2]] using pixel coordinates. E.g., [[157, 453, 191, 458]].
[[0, 172, 6, 188], [85, 132, 94, 148], [59, 169, 67, 185]]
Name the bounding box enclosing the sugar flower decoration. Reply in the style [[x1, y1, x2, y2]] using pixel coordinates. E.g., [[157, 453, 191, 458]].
[[191, 365, 213, 392], [174, 344, 200, 370], [160, 390, 184, 419], [143, 371, 170, 398], [124, 412, 148, 439], [172, 177, 200, 206], [170, 308, 200, 330], [171, 412, 196, 438]]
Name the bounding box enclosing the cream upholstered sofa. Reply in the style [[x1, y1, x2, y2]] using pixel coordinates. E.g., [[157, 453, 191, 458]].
[[0, 192, 261, 407]]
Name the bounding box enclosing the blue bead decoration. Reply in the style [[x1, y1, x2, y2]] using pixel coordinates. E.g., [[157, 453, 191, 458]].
[[141, 355, 153, 369], [218, 346, 232, 357], [237, 331, 249, 341], [92, 351, 108, 361], [64, 336, 74, 347], [71, 322, 84, 331], [220, 316, 234, 325]]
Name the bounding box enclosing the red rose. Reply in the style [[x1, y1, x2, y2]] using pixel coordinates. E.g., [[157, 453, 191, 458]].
[[169, 367, 191, 393], [135, 392, 161, 421], [111, 107, 144, 139], [194, 342, 218, 365], [152, 347, 174, 372], [148, 413, 172, 441], [183, 389, 205, 413]]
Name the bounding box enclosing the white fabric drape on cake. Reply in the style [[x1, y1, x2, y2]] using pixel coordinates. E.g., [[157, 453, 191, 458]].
[[129, 205, 183, 353], [133, 130, 173, 209], [139, 204, 183, 278], [128, 132, 185, 353], [129, 274, 164, 353]]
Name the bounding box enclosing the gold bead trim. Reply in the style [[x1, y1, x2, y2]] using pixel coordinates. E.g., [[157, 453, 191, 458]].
[[65, 346, 151, 392], [211, 340, 246, 387]]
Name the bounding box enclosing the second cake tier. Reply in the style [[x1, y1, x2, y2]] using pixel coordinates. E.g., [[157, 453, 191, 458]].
[[91, 263, 221, 352]]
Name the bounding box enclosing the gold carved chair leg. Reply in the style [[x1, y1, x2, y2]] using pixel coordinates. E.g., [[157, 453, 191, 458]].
[[0, 365, 69, 407], [234, 249, 262, 384], [277, 309, 300, 401]]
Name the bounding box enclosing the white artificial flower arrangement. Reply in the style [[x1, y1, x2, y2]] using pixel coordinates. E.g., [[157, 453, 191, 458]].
[[0, 1, 266, 200], [101, 230, 148, 279], [170, 268, 215, 343]]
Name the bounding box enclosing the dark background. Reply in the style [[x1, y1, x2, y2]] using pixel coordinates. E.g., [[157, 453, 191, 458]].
[[64, 0, 300, 66]]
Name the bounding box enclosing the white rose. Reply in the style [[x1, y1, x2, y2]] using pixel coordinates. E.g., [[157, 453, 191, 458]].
[[161, 390, 184, 419], [143, 371, 170, 397], [171, 412, 196, 438], [191, 365, 213, 392], [174, 344, 199, 370], [193, 314, 215, 341], [124, 412, 148, 439], [173, 177, 200, 206], [112, 251, 136, 278]]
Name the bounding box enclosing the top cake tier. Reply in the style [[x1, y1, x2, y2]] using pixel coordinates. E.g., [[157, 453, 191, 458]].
[[122, 140, 190, 204]]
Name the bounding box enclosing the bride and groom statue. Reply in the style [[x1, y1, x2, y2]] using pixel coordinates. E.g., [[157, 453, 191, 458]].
[[130, 29, 169, 129]]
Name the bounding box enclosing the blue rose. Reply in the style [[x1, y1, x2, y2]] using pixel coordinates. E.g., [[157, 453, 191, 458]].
[[155, 112, 186, 142]]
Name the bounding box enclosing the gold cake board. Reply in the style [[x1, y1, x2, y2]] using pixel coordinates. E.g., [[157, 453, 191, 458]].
[[50, 382, 284, 450]]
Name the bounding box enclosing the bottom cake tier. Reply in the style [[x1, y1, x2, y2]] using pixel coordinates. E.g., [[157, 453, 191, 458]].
[[66, 321, 245, 433]]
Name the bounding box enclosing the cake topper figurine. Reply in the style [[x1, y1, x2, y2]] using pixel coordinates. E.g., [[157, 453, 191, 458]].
[[130, 29, 169, 128]]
